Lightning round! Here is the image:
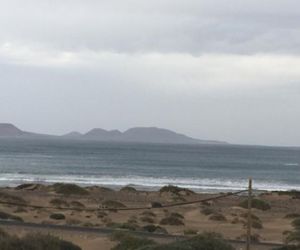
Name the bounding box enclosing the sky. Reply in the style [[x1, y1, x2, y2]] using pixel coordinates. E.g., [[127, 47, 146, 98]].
[[0, 0, 300, 146]]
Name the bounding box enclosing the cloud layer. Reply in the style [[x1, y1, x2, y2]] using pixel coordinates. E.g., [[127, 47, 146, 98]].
[[0, 0, 300, 145]]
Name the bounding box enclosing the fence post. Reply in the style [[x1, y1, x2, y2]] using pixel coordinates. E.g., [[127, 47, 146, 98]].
[[246, 178, 252, 250]]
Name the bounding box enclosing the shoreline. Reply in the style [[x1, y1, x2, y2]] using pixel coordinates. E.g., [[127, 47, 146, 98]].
[[1, 180, 299, 194]]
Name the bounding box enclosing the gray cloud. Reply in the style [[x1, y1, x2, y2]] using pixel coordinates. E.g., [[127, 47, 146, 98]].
[[1, 0, 300, 54], [0, 0, 300, 146]]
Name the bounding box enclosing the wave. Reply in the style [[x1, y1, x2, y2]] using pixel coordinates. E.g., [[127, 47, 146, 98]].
[[0, 173, 299, 192], [284, 163, 299, 166]]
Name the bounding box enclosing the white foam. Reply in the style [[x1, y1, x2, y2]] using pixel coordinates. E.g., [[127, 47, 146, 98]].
[[0, 173, 299, 192]]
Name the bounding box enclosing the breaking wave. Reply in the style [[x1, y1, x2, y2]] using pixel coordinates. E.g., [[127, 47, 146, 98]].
[[0, 173, 299, 192]]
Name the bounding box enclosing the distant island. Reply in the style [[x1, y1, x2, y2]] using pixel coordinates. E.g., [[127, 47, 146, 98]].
[[0, 123, 227, 145]]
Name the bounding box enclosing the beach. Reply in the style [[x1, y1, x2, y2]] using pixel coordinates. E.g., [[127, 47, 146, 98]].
[[0, 183, 299, 249]]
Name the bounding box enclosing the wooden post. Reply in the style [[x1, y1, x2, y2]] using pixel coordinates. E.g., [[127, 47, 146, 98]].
[[246, 178, 252, 250]]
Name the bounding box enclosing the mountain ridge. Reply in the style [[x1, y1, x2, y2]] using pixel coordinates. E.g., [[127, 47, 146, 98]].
[[0, 123, 228, 145]]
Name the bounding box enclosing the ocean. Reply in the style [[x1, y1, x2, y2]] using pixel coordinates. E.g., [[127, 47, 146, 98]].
[[0, 138, 299, 192]]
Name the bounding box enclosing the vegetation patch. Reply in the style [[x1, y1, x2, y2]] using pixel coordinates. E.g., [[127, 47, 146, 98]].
[[273, 247, 300, 250], [142, 225, 167, 234], [239, 198, 271, 211], [0, 230, 81, 250], [169, 212, 184, 219], [274, 190, 300, 199], [0, 191, 27, 204], [50, 213, 66, 220], [160, 215, 184, 226], [284, 217, 300, 245], [70, 201, 85, 208], [240, 212, 263, 229], [286, 214, 300, 219], [252, 220, 263, 229], [52, 183, 89, 196], [107, 222, 138, 231], [159, 185, 195, 196], [111, 232, 156, 250], [50, 198, 69, 208], [151, 202, 162, 208], [111, 232, 234, 250], [184, 229, 198, 235], [140, 216, 155, 223], [237, 233, 261, 242], [201, 207, 215, 216], [292, 218, 300, 230], [120, 186, 137, 193], [0, 211, 23, 222], [209, 213, 227, 222], [141, 211, 156, 217], [102, 200, 126, 208]]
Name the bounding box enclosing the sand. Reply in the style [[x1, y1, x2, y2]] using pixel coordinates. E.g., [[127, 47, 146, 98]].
[[0, 183, 299, 250]]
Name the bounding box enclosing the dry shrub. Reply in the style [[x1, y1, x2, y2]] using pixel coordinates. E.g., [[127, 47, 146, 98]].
[[209, 213, 227, 222], [102, 200, 126, 208], [50, 198, 69, 208], [0, 211, 23, 222], [52, 183, 89, 196], [140, 216, 154, 223], [49, 213, 66, 220], [160, 216, 184, 226]]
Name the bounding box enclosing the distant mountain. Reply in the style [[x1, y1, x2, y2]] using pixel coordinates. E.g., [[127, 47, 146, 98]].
[[0, 123, 53, 138], [0, 123, 227, 145], [62, 131, 83, 138], [63, 126, 227, 145], [0, 123, 24, 137]]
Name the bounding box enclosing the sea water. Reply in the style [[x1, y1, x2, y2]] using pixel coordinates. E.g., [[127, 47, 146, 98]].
[[0, 138, 299, 192]]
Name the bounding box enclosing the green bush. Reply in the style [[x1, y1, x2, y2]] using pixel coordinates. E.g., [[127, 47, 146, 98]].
[[252, 220, 263, 229], [50, 213, 66, 220], [285, 214, 300, 219], [151, 202, 162, 208], [209, 213, 227, 222], [142, 225, 167, 234], [275, 190, 300, 199], [70, 201, 85, 208], [0, 231, 81, 250], [0, 211, 23, 222], [160, 216, 184, 226], [273, 246, 300, 250], [102, 200, 126, 208], [50, 199, 69, 208], [159, 185, 194, 196], [169, 212, 184, 219], [0, 191, 27, 203], [201, 207, 215, 216], [107, 222, 138, 231], [141, 211, 156, 217], [111, 232, 234, 250], [239, 198, 271, 211], [140, 216, 155, 223], [111, 232, 156, 250], [292, 218, 300, 230], [184, 229, 198, 235], [52, 183, 89, 196]]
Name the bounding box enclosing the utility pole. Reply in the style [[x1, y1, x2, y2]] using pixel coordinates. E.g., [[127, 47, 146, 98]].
[[246, 178, 252, 250]]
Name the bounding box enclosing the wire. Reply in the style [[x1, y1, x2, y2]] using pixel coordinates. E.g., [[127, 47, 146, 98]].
[[0, 189, 247, 212]]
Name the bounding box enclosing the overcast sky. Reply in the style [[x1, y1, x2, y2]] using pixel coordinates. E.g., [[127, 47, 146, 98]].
[[0, 0, 300, 146]]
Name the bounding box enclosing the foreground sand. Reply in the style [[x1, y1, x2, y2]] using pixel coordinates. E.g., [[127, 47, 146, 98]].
[[0, 183, 299, 249]]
